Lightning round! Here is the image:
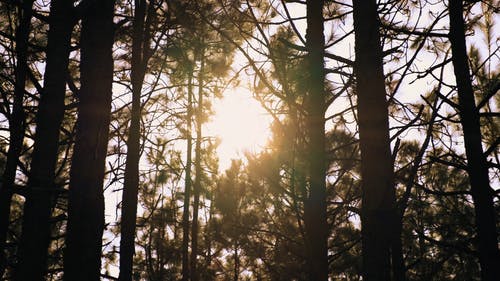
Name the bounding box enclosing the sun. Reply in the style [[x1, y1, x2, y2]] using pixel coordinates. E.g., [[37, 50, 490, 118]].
[[207, 88, 272, 170]]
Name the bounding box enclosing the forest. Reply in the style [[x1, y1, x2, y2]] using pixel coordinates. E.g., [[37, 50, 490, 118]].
[[0, 0, 498, 280]]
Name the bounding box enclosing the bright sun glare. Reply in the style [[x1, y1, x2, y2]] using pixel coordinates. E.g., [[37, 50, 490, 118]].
[[207, 88, 272, 170]]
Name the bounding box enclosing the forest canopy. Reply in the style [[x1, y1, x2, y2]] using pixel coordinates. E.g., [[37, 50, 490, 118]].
[[0, 0, 498, 280]]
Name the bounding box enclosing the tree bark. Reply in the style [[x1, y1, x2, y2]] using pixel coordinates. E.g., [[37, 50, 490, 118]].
[[14, 1, 75, 280], [182, 70, 194, 281], [448, 1, 500, 280], [63, 1, 115, 280], [190, 49, 205, 281], [303, 1, 328, 280], [352, 0, 399, 280], [0, 0, 34, 277], [118, 0, 148, 280]]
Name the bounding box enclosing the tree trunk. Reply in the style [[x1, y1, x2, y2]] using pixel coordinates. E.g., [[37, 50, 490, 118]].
[[190, 49, 205, 281], [14, 1, 75, 280], [391, 219, 406, 281], [205, 191, 214, 273], [448, 1, 500, 280], [0, 0, 34, 277], [118, 0, 147, 280], [352, 0, 399, 280], [303, 1, 328, 280], [182, 70, 194, 281], [63, 1, 115, 280], [233, 240, 239, 281]]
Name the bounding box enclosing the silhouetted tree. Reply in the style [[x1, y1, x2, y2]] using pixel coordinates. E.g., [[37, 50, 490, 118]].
[[64, 1, 115, 280], [352, 0, 399, 280], [14, 1, 75, 280], [119, 0, 160, 280], [448, 1, 500, 280], [0, 0, 34, 276], [303, 0, 328, 280]]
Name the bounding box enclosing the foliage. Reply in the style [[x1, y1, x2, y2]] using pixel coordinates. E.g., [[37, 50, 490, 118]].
[[0, 0, 498, 280]]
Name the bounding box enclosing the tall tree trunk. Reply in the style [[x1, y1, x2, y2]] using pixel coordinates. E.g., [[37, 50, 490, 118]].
[[14, 1, 75, 280], [63, 1, 115, 280], [0, 0, 34, 277], [190, 49, 205, 281], [352, 0, 399, 280], [182, 70, 194, 281], [448, 1, 500, 280], [118, 0, 147, 280], [303, 1, 328, 280]]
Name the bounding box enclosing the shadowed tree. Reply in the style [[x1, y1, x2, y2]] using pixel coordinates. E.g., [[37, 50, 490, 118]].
[[181, 70, 194, 281], [14, 1, 75, 280], [63, 0, 115, 280], [119, 0, 160, 280], [190, 46, 204, 281], [0, 0, 34, 276], [303, 0, 328, 280], [448, 1, 500, 280], [352, 0, 399, 280]]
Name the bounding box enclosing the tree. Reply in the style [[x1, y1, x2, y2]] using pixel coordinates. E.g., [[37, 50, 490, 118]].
[[352, 0, 399, 280], [14, 1, 75, 280], [302, 0, 328, 280], [190, 45, 205, 281], [0, 0, 34, 276], [181, 62, 193, 281], [119, 0, 159, 280], [448, 1, 500, 280], [63, 1, 115, 280]]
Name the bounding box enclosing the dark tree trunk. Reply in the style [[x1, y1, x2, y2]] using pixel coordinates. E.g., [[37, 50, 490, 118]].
[[391, 220, 406, 281], [63, 1, 115, 280], [303, 1, 328, 280], [181, 71, 194, 281], [14, 1, 75, 280], [190, 50, 205, 281], [233, 240, 239, 281], [352, 0, 399, 280], [448, 1, 500, 280], [0, 0, 34, 277], [118, 0, 148, 280], [204, 190, 214, 271]]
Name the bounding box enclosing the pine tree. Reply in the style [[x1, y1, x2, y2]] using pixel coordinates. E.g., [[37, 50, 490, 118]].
[[352, 0, 399, 279], [448, 1, 500, 279], [303, 0, 328, 280], [119, 0, 160, 279], [0, 0, 34, 276], [14, 1, 75, 280], [64, 1, 116, 280]]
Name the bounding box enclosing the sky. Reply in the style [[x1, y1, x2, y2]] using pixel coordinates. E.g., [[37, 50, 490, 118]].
[[206, 87, 273, 171]]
